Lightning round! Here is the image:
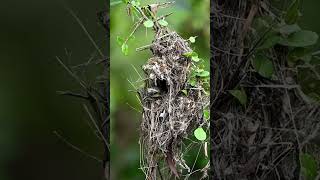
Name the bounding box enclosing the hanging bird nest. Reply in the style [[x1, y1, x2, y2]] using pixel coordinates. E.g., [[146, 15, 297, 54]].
[[138, 28, 209, 179]]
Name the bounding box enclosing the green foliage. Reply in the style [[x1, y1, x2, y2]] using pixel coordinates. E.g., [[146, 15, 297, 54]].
[[181, 89, 188, 96], [203, 109, 210, 120], [229, 89, 247, 106], [143, 19, 154, 28], [130, 0, 140, 7], [288, 47, 312, 63], [301, 153, 318, 180], [252, 2, 320, 105], [121, 43, 129, 56], [116, 36, 124, 46], [257, 33, 281, 50], [189, 36, 197, 43], [194, 127, 207, 141], [256, 26, 318, 50], [111, 1, 210, 178], [279, 30, 318, 47], [253, 54, 274, 78], [183, 51, 197, 58], [158, 19, 168, 27], [191, 55, 200, 62], [196, 70, 209, 77], [279, 24, 301, 35], [253, 4, 320, 177], [183, 49, 210, 93], [188, 78, 197, 87]]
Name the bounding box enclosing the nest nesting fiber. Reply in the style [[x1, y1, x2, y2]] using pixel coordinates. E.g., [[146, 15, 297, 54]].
[[211, 0, 320, 179], [138, 27, 208, 178]]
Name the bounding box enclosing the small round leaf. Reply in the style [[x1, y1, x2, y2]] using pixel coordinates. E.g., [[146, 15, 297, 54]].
[[189, 36, 197, 43], [143, 20, 154, 28], [158, 19, 168, 26], [192, 56, 200, 62], [194, 127, 207, 141]]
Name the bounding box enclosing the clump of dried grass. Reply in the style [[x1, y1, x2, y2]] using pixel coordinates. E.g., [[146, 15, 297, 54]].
[[138, 27, 209, 179]]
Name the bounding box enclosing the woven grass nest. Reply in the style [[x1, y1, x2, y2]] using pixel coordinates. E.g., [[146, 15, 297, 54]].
[[138, 28, 209, 179]]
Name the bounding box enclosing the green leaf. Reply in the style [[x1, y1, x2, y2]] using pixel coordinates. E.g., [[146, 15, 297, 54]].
[[279, 30, 319, 47], [252, 16, 273, 30], [121, 43, 129, 56], [285, 0, 301, 24], [301, 153, 318, 180], [143, 19, 154, 28], [111, 0, 122, 6], [116, 36, 124, 46], [183, 51, 197, 58], [229, 89, 247, 106], [158, 19, 168, 26], [192, 56, 200, 62], [258, 34, 281, 50], [189, 36, 197, 43], [203, 110, 210, 120], [194, 127, 207, 141], [252, 16, 275, 37], [195, 68, 204, 73], [288, 48, 312, 63], [181, 90, 188, 96], [196, 71, 209, 77], [189, 78, 197, 86], [122, 0, 129, 3], [131, 0, 140, 6], [279, 24, 301, 35], [253, 55, 274, 78]]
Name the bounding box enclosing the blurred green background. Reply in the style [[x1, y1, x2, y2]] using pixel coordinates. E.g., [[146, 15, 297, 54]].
[[0, 0, 320, 180], [110, 0, 210, 179]]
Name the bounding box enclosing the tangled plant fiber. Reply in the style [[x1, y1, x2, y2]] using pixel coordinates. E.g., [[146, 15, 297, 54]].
[[211, 0, 320, 179], [138, 21, 209, 179]]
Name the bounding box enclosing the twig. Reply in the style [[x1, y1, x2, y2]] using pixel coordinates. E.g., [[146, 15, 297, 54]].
[[124, 18, 144, 45], [83, 104, 110, 151], [136, 43, 154, 51], [57, 90, 89, 100], [155, 12, 173, 21], [65, 7, 104, 58], [53, 131, 102, 162]]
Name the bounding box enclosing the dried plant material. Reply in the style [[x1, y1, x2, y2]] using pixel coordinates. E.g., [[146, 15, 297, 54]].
[[211, 0, 320, 179], [138, 18, 209, 180]]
